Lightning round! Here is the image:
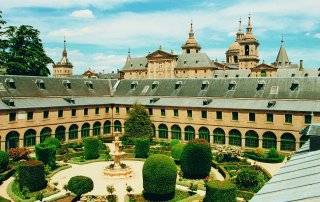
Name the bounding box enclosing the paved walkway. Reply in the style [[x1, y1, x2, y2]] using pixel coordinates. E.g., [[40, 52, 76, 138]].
[[0, 176, 14, 201]]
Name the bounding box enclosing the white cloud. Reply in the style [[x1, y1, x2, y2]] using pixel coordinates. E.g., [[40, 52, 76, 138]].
[[70, 9, 94, 18], [314, 33, 320, 39]]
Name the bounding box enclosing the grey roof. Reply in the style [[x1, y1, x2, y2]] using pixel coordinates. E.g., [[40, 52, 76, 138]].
[[176, 53, 215, 69], [213, 69, 250, 78], [276, 68, 320, 77], [122, 57, 148, 70], [275, 45, 290, 68]]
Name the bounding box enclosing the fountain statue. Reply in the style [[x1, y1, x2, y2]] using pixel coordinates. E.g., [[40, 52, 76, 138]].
[[104, 132, 132, 178]]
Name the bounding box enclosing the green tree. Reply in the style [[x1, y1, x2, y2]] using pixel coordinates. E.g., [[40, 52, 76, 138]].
[[67, 176, 94, 201], [0, 11, 8, 71], [124, 104, 153, 139]]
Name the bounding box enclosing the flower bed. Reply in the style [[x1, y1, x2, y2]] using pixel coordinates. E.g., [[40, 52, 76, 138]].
[[244, 149, 285, 163]]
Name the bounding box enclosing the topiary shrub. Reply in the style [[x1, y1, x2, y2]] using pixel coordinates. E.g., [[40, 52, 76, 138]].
[[266, 148, 280, 158], [35, 143, 56, 168], [67, 175, 93, 199], [180, 139, 212, 179], [235, 168, 262, 191], [143, 154, 177, 201], [171, 143, 185, 162], [134, 138, 150, 158], [204, 180, 237, 202], [83, 137, 100, 160], [170, 139, 180, 147], [0, 151, 9, 172], [17, 160, 47, 192], [43, 137, 61, 149]]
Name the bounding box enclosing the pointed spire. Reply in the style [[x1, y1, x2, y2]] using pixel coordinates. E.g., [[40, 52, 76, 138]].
[[189, 20, 194, 38], [238, 18, 242, 33], [246, 13, 253, 33], [280, 34, 284, 46], [275, 35, 290, 67], [236, 17, 244, 41], [159, 45, 162, 50], [128, 48, 131, 57], [63, 36, 67, 57]]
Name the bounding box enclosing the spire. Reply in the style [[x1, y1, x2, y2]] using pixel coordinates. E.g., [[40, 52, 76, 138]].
[[280, 34, 284, 46], [236, 18, 244, 41], [128, 48, 131, 58], [189, 20, 194, 38], [275, 35, 290, 67], [238, 18, 243, 33], [181, 21, 201, 53], [63, 36, 67, 57], [246, 14, 253, 33]]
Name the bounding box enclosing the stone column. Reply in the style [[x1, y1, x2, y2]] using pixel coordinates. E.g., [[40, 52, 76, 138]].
[[0, 139, 5, 151], [210, 135, 214, 145], [295, 142, 300, 151], [258, 138, 263, 148], [241, 137, 246, 148], [277, 141, 281, 151]]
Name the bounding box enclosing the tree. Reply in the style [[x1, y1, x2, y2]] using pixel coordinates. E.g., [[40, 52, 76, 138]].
[[0, 11, 8, 71], [124, 104, 153, 139], [67, 176, 93, 201]]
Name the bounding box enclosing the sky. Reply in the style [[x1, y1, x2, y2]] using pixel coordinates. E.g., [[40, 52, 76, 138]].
[[1, 0, 320, 74]]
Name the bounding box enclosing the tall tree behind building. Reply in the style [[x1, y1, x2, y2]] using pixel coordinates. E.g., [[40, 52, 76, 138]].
[[0, 11, 8, 73]]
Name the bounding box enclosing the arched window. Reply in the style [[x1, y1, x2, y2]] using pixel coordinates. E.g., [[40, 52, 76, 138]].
[[24, 129, 36, 147], [55, 126, 66, 141], [171, 125, 181, 140], [261, 70, 267, 77], [245, 45, 250, 56], [234, 55, 238, 63], [245, 130, 259, 148], [262, 131, 277, 149], [114, 120, 122, 133], [81, 123, 90, 138], [103, 121, 111, 135], [40, 127, 52, 143], [6, 131, 19, 151], [281, 133, 296, 151], [229, 129, 241, 146], [158, 124, 168, 139], [184, 126, 195, 141], [93, 122, 101, 136], [213, 128, 225, 144], [69, 124, 79, 140], [199, 127, 210, 143]]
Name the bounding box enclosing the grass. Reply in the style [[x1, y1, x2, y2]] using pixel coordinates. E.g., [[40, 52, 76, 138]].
[[129, 190, 191, 202], [68, 153, 111, 164], [0, 196, 11, 202]]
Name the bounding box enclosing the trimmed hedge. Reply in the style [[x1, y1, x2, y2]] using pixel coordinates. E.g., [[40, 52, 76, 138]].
[[171, 143, 185, 161], [0, 151, 9, 172], [143, 154, 177, 201], [17, 160, 47, 192], [83, 137, 100, 160], [204, 180, 237, 202], [180, 139, 212, 179], [134, 138, 150, 158], [244, 151, 284, 163], [67, 175, 94, 197], [170, 139, 180, 147], [235, 168, 261, 190], [35, 143, 56, 168], [43, 137, 61, 148]]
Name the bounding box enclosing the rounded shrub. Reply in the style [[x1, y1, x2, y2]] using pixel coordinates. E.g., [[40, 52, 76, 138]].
[[204, 180, 237, 202], [83, 137, 100, 160], [134, 138, 150, 158], [235, 168, 260, 190], [35, 143, 56, 168], [67, 175, 94, 197], [170, 139, 180, 147], [171, 143, 185, 162], [143, 154, 177, 201], [43, 137, 61, 149], [0, 151, 9, 172], [180, 139, 212, 179], [17, 160, 47, 192]]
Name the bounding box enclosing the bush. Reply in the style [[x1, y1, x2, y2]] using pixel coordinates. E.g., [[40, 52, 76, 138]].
[[170, 139, 180, 147], [171, 143, 185, 161], [35, 143, 56, 168], [17, 160, 47, 192], [244, 150, 285, 163], [204, 180, 237, 202], [9, 148, 31, 161], [43, 137, 61, 149], [266, 148, 281, 158], [67, 175, 94, 197], [134, 138, 150, 158], [143, 154, 177, 201], [235, 168, 262, 191], [83, 137, 100, 160], [180, 139, 212, 179], [0, 151, 9, 172]]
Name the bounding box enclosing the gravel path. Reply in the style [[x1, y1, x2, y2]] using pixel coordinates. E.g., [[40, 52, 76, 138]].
[[0, 176, 14, 201]]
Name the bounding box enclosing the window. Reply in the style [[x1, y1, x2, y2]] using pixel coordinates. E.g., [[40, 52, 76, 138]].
[[266, 113, 273, 122], [245, 45, 250, 55], [58, 109, 63, 118], [174, 109, 179, 117], [285, 114, 292, 123], [71, 109, 77, 117], [84, 108, 88, 116], [95, 107, 100, 115], [216, 111, 222, 120], [187, 110, 192, 118], [9, 112, 16, 122], [201, 110, 207, 119], [249, 113, 255, 122], [305, 114, 312, 124], [105, 107, 109, 113], [161, 109, 166, 116], [126, 107, 130, 114], [27, 112, 33, 120], [148, 108, 153, 115], [43, 110, 49, 119], [232, 112, 238, 121], [115, 107, 120, 114]]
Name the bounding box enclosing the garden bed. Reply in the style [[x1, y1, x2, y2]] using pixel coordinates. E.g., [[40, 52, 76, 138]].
[[126, 189, 192, 202]]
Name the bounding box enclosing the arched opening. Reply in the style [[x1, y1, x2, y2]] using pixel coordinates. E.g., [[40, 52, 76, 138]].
[[55, 126, 66, 141], [199, 127, 210, 143], [300, 135, 309, 147], [114, 120, 122, 133], [24, 129, 36, 147], [103, 120, 111, 135], [6, 131, 20, 151], [260, 70, 267, 77], [93, 122, 101, 136], [40, 127, 52, 143], [245, 45, 250, 55], [213, 128, 225, 144], [281, 133, 296, 151], [229, 129, 241, 146], [158, 124, 168, 139], [245, 130, 259, 148], [234, 55, 238, 63], [263, 131, 277, 149], [151, 124, 156, 137], [184, 126, 195, 141], [81, 123, 90, 138], [69, 124, 79, 140], [171, 125, 181, 140]]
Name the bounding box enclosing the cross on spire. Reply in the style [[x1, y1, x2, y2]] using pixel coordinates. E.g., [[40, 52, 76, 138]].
[[281, 34, 284, 46], [238, 17, 242, 32], [62, 36, 67, 57]]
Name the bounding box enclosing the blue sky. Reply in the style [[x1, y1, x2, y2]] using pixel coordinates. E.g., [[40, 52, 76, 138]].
[[1, 0, 320, 74]]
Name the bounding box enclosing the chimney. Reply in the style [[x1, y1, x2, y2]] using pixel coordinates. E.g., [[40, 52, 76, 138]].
[[299, 60, 304, 70]]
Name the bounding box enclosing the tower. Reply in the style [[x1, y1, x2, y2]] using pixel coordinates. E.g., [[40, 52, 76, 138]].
[[226, 18, 243, 65], [274, 36, 290, 68], [181, 22, 201, 54], [238, 15, 260, 69], [53, 38, 73, 78]]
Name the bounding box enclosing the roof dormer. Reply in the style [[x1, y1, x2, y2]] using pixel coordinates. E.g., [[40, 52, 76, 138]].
[[290, 80, 299, 91], [36, 79, 45, 89], [5, 78, 16, 89], [62, 80, 71, 89], [151, 81, 159, 89], [257, 80, 266, 91], [228, 80, 237, 90], [85, 81, 93, 89], [201, 81, 209, 90], [131, 81, 138, 90], [175, 81, 182, 89]]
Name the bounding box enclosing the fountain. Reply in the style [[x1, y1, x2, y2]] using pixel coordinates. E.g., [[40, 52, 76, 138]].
[[104, 132, 133, 178]]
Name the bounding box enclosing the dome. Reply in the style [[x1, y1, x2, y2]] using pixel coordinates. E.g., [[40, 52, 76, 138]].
[[243, 33, 256, 40], [228, 41, 240, 51]]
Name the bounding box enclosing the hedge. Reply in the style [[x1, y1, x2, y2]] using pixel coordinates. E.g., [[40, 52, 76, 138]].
[[244, 152, 284, 163], [0, 151, 9, 172], [67, 175, 94, 197], [35, 143, 56, 168], [17, 160, 47, 192], [204, 180, 237, 202], [171, 143, 185, 161], [43, 137, 61, 148], [235, 168, 260, 190], [83, 137, 100, 160], [134, 138, 150, 158], [143, 154, 177, 201], [237, 190, 255, 201]]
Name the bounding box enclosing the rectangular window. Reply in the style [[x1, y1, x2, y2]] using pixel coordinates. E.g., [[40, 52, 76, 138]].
[[305, 114, 312, 124], [126, 107, 130, 114], [72, 109, 77, 117], [232, 112, 238, 121], [58, 109, 64, 118], [9, 112, 16, 122], [84, 108, 88, 116], [285, 114, 292, 123], [249, 113, 255, 122], [105, 107, 109, 113], [27, 111, 33, 120], [201, 110, 207, 119], [266, 113, 273, 122], [174, 109, 179, 117], [187, 110, 192, 118], [161, 109, 166, 116], [43, 110, 49, 119], [216, 111, 222, 120], [115, 107, 120, 114], [148, 108, 153, 116], [95, 107, 100, 115]]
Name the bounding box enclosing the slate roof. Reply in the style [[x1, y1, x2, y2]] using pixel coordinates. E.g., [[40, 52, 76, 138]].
[[176, 53, 216, 69], [275, 45, 290, 68], [122, 57, 148, 70]]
